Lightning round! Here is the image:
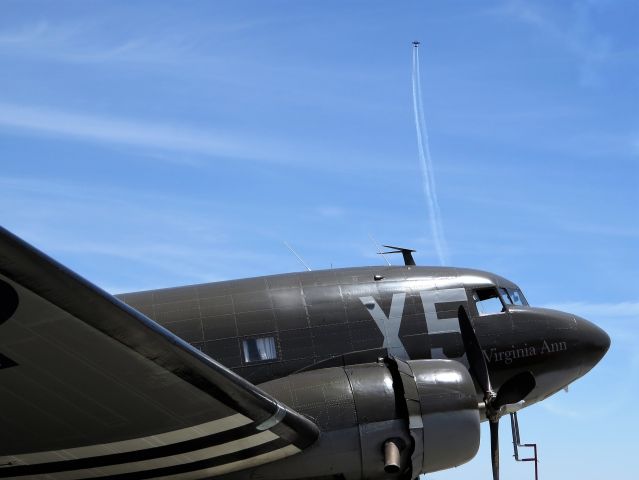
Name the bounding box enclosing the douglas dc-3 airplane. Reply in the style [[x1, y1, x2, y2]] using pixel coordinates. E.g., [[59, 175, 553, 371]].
[[0, 227, 609, 480]]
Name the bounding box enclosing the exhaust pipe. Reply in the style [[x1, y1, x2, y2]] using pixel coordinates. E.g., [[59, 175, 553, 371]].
[[383, 439, 401, 474]]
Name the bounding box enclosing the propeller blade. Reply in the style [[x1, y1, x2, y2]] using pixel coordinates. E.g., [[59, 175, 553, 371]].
[[490, 419, 500, 480], [494, 371, 536, 410], [457, 305, 492, 395], [458, 306, 536, 480]]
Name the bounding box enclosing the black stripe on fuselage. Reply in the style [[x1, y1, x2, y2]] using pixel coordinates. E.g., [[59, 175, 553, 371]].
[[80, 438, 290, 480], [0, 423, 258, 477]]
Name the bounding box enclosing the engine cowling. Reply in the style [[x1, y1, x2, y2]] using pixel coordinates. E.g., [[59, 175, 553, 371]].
[[401, 359, 480, 474], [249, 358, 479, 480]]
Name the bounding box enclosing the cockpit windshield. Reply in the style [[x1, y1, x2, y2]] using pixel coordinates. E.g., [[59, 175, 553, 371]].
[[499, 287, 528, 306]]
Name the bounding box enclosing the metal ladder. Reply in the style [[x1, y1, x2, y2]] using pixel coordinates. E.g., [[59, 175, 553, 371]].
[[510, 412, 539, 480]]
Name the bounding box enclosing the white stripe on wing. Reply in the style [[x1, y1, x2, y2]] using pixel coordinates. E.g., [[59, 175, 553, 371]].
[[0, 414, 251, 467], [151, 445, 300, 480], [1, 430, 279, 480]]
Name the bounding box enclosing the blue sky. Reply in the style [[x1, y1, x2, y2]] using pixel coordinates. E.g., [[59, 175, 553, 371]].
[[1, 1, 637, 478]]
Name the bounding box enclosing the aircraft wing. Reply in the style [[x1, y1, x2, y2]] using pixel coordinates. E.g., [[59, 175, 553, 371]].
[[0, 227, 319, 480]]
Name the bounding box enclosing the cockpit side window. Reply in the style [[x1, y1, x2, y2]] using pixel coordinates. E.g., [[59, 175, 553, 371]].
[[473, 287, 505, 315], [499, 287, 512, 304], [508, 288, 527, 306], [498, 287, 528, 306]]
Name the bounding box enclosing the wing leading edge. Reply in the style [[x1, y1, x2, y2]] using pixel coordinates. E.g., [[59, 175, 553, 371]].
[[0, 227, 319, 479]]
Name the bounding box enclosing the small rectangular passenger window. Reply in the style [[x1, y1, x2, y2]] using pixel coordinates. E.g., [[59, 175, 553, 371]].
[[473, 287, 505, 315], [242, 337, 277, 363]]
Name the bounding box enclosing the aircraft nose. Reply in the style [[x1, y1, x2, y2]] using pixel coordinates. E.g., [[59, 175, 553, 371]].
[[575, 315, 610, 373]]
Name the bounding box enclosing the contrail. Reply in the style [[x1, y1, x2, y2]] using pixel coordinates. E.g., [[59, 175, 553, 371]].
[[411, 42, 448, 265]]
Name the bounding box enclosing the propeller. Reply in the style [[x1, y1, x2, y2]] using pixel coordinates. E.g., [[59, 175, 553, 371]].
[[457, 306, 536, 480]]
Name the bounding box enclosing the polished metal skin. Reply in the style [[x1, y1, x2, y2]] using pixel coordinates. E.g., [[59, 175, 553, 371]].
[[119, 265, 610, 410], [236, 358, 479, 479], [117, 264, 609, 478], [0, 227, 318, 480], [0, 223, 610, 480], [384, 440, 401, 474]]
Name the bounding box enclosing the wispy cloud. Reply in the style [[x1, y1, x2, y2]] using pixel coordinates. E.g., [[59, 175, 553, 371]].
[[539, 398, 582, 418], [0, 176, 284, 291], [0, 19, 265, 66], [496, 0, 613, 87], [539, 388, 631, 419], [315, 206, 346, 218], [0, 101, 400, 175], [560, 222, 639, 239], [541, 301, 639, 319], [0, 102, 288, 164], [0, 21, 51, 44]]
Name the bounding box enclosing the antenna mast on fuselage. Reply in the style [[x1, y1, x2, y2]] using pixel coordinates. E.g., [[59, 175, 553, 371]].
[[283, 241, 312, 271], [379, 245, 417, 266]]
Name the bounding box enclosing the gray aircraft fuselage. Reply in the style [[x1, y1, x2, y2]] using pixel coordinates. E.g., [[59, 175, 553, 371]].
[[118, 265, 609, 412]]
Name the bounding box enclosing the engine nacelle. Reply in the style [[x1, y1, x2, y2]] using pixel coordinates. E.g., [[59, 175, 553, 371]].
[[246, 358, 479, 480], [401, 359, 480, 474]]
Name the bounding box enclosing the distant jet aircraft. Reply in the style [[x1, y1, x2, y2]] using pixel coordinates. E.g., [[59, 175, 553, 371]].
[[0, 227, 609, 480]]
